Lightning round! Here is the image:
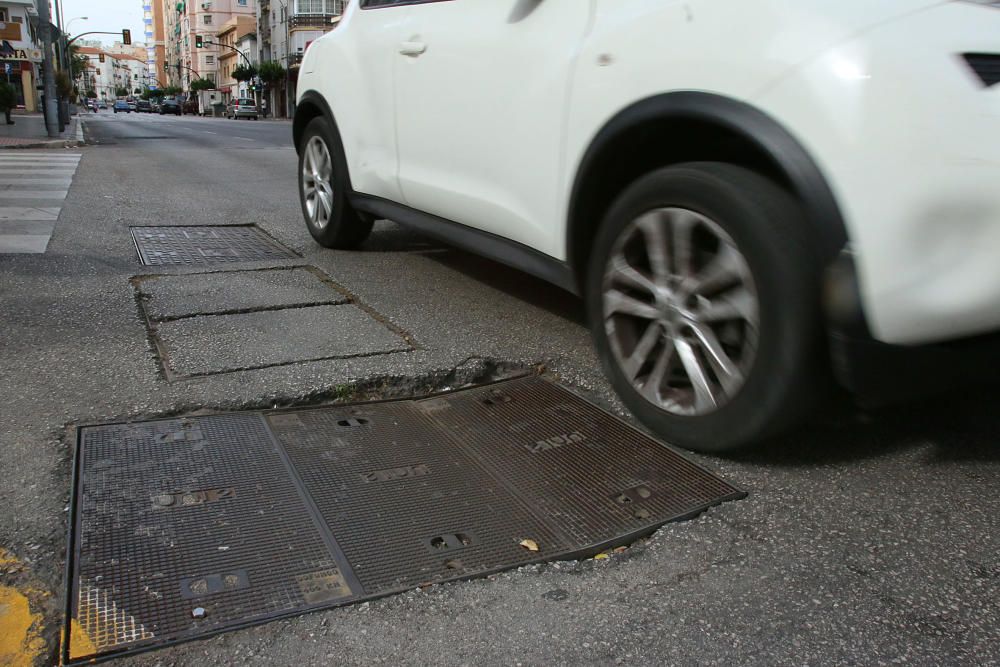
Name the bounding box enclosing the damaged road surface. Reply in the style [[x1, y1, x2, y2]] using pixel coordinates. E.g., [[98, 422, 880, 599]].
[[64, 376, 743, 663]]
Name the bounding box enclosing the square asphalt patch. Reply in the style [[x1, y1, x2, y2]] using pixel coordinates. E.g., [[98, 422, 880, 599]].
[[133, 267, 414, 380], [155, 305, 411, 376]]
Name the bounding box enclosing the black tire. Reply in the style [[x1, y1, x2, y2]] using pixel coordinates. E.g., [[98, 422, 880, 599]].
[[586, 162, 826, 453], [297, 115, 373, 249]]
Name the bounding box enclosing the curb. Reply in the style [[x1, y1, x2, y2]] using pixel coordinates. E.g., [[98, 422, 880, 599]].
[[0, 122, 84, 150]]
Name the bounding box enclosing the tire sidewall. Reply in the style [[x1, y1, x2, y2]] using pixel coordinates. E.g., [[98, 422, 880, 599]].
[[587, 163, 820, 452]]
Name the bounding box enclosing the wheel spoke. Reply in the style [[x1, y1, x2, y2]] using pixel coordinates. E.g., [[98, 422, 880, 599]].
[[640, 340, 675, 402], [636, 211, 671, 287], [621, 322, 663, 381], [604, 289, 661, 321], [606, 256, 657, 296], [689, 322, 744, 393], [700, 285, 757, 325], [309, 192, 320, 223], [317, 187, 332, 221], [675, 337, 718, 412], [669, 209, 697, 278], [684, 243, 741, 296]]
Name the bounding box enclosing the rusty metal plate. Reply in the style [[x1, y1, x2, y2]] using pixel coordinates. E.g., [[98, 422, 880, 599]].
[[66, 376, 743, 663], [130, 226, 297, 265]]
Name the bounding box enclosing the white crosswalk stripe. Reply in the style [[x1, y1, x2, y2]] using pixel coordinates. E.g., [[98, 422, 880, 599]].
[[0, 151, 81, 254]]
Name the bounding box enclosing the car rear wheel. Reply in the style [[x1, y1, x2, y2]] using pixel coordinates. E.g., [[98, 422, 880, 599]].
[[298, 116, 373, 249], [587, 162, 826, 453]]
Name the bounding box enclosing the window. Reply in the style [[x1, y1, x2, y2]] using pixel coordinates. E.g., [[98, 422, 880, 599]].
[[361, 0, 414, 8], [0, 10, 7, 22], [205, 55, 214, 64], [203, 14, 212, 24], [237, 0, 247, 5]]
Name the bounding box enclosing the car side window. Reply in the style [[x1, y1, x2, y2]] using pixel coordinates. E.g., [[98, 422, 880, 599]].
[[361, 0, 444, 8]]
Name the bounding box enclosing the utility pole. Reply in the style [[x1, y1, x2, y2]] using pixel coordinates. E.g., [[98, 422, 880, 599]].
[[35, 0, 60, 137]]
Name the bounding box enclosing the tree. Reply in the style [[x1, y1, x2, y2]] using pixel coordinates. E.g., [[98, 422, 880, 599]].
[[189, 78, 214, 92], [115, 87, 129, 97], [85, 89, 96, 99], [55, 71, 74, 99], [232, 63, 257, 82], [68, 46, 89, 80], [257, 61, 285, 88]]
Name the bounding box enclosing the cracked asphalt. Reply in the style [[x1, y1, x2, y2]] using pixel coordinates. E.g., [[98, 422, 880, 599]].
[[0, 112, 997, 666]]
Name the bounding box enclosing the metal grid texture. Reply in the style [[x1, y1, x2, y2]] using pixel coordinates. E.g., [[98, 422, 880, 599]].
[[67, 376, 743, 663], [267, 403, 566, 594], [130, 226, 297, 266], [69, 414, 356, 662], [413, 379, 746, 548]]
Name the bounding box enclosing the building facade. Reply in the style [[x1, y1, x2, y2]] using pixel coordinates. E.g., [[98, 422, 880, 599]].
[[143, 0, 166, 89], [160, 0, 256, 90], [214, 14, 255, 103], [0, 0, 41, 112], [77, 47, 149, 100], [256, 0, 345, 117]]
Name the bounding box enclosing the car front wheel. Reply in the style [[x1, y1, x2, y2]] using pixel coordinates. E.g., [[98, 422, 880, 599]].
[[297, 116, 373, 248], [587, 162, 826, 453]]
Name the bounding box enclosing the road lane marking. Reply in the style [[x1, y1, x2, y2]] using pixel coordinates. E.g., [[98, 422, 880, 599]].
[[0, 207, 61, 221], [0, 191, 69, 199]]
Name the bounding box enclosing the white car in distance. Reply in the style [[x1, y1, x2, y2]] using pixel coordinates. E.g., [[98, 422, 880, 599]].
[[293, 0, 1000, 453]]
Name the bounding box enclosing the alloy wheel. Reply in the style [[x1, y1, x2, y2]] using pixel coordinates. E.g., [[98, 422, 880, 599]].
[[602, 207, 759, 416], [301, 135, 335, 230]]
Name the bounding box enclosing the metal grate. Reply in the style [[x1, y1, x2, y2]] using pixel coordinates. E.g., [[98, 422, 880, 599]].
[[67, 376, 744, 663], [130, 226, 297, 265]]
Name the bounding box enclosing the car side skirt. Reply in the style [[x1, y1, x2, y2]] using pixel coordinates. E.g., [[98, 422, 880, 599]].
[[350, 193, 578, 295]]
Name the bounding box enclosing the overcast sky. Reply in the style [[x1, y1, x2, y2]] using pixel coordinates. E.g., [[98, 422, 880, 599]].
[[59, 0, 147, 49]]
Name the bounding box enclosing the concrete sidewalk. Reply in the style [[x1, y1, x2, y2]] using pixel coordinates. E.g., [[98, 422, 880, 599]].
[[0, 112, 82, 149]]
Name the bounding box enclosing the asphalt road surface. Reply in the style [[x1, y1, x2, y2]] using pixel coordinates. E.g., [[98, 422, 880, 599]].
[[1, 111, 997, 666]]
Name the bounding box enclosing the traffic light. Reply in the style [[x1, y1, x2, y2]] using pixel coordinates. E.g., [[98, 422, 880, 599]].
[[195, 35, 203, 48], [122, 29, 132, 45], [99, 53, 105, 63]]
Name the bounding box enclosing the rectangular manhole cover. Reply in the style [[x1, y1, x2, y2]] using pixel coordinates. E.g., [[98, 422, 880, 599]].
[[130, 226, 297, 265], [65, 376, 744, 663]]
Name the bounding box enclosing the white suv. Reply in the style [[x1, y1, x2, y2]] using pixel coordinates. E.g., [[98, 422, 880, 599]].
[[294, 0, 1000, 452]]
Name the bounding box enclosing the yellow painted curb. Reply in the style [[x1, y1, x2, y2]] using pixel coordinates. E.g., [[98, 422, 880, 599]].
[[0, 584, 46, 667]]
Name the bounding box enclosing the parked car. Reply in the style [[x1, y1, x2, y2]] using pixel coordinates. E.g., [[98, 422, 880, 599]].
[[293, 2, 1000, 453], [227, 98, 258, 120], [135, 100, 153, 113], [97, 100, 107, 109], [159, 98, 181, 116], [183, 98, 198, 115], [151, 101, 161, 113], [127, 101, 137, 112], [112, 100, 131, 113]]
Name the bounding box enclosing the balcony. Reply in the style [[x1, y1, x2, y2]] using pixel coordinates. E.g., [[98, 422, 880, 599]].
[[288, 14, 338, 30]]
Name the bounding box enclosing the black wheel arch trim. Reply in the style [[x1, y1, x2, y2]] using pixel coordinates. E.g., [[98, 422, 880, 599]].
[[568, 91, 850, 270], [294, 91, 355, 192]]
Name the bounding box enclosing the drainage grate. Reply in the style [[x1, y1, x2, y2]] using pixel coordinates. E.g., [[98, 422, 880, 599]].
[[130, 226, 297, 265], [66, 376, 744, 664]]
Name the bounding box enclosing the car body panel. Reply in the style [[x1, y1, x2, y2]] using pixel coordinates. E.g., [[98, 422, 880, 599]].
[[298, 0, 1000, 347]]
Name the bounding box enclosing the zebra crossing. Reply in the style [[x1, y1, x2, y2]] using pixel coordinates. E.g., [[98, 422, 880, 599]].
[[0, 151, 81, 253]]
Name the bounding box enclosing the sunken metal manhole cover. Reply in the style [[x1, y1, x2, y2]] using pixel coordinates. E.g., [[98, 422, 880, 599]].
[[65, 376, 744, 663], [130, 225, 297, 265]]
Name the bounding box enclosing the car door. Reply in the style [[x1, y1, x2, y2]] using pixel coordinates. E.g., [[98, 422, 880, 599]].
[[393, 0, 595, 259], [326, 0, 414, 202]]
